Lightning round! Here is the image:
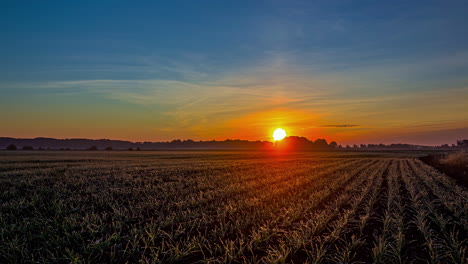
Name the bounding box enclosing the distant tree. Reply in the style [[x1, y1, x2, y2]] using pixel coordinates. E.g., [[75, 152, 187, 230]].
[[314, 139, 329, 149], [22, 146, 34, 150], [88, 146, 98, 151], [128, 147, 134, 151], [136, 147, 141, 151], [457, 140, 468, 148], [277, 136, 310, 150], [105, 146, 113, 151], [329, 141, 338, 148], [6, 144, 17, 150]]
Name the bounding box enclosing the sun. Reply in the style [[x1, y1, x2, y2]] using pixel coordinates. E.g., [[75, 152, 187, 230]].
[[273, 128, 287, 141]]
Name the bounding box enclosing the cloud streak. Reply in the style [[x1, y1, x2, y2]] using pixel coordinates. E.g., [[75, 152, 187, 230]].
[[321, 124, 360, 128]]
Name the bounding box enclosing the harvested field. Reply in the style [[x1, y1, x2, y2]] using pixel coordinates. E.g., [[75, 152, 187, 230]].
[[0, 151, 466, 263]]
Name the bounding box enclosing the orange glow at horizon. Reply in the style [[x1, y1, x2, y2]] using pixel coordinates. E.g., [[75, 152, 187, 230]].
[[223, 108, 324, 141]]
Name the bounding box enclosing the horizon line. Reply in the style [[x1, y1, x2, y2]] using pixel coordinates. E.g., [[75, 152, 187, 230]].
[[0, 135, 463, 147]]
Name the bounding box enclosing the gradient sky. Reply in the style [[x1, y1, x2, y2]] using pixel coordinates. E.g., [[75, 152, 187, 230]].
[[2, 0, 468, 145]]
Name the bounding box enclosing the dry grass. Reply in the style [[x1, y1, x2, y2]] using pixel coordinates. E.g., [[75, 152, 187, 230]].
[[440, 151, 468, 167]]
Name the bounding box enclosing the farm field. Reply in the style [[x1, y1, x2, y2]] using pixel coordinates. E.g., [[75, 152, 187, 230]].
[[0, 151, 466, 263]]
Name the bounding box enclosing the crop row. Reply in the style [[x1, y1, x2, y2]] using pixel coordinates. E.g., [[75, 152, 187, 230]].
[[0, 153, 466, 263]]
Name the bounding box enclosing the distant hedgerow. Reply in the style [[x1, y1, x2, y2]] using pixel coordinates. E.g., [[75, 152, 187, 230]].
[[6, 144, 17, 150]]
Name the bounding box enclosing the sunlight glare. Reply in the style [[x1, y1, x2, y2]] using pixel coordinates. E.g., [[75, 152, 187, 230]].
[[273, 128, 287, 141]]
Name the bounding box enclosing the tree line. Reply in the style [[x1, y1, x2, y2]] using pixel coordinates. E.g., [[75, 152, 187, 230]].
[[2, 137, 467, 151]]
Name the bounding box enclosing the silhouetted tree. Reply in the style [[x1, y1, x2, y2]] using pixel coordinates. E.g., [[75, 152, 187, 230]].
[[329, 141, 338, 148], [314, 139, 328, 149], [88, 146, 98, 151], [279, 136, 310, 150], [136, 147, 141, 151], [105, 146, 113, 151], [6, 144, 17, 150], [457, 140, 468, 148], [22, 146, 34, 150], [128, 147, 134, 151]]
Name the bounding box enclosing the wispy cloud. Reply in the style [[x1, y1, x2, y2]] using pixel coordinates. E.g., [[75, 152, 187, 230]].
[[322, 124, 359, 128], [2, 45, 468, 143]]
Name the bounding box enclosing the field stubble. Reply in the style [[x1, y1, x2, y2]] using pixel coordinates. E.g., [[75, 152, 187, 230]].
[[0, 151, 466, 263]]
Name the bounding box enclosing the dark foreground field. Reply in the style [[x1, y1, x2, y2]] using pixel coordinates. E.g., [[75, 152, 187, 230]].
[[0, 151, 466, 263]]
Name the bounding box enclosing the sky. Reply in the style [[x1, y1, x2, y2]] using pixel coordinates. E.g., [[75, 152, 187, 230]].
[[1, 0, 468, 145]]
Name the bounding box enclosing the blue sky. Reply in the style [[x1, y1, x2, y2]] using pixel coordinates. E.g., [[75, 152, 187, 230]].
[[1, 0, 468, 144]]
